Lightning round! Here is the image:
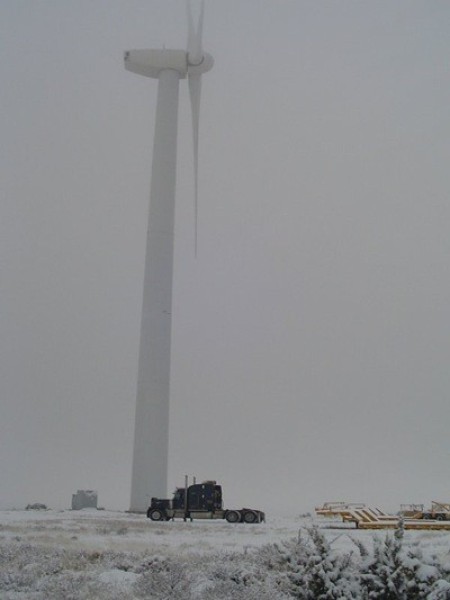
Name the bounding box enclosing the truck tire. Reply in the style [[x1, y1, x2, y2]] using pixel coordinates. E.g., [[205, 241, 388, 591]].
[[243, 510, 258, 524], [225, 510, 241, 523], [148, 509, 165, 521]]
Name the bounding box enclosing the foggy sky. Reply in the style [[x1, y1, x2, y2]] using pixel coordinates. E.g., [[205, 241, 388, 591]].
[[1, 0, 450, 514]]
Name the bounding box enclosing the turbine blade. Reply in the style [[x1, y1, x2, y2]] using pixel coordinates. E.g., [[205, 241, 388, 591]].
[[187, 0, 206, 254], [196, 1, 204, 58], [186, 0, 196, 57], [188, 72, 202, 255], [186, 0, 204, 64]]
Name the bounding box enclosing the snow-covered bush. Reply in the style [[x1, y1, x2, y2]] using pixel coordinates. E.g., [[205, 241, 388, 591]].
[[358, 522, 450, 599], [0, 542, 138, 600], [252, 525, 450, 599], [133, 556, 194, 599], [256, 526, 360, 598], [196, 550, 287, 599], [359, 524, 408, 598], [2, 525, 450, 599]]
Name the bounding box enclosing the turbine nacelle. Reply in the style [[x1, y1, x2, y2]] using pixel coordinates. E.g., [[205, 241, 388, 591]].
[[124, 48, 213, 80]]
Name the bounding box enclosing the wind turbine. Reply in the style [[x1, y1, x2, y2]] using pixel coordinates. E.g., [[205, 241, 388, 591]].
[[125, 1, 213, 513]]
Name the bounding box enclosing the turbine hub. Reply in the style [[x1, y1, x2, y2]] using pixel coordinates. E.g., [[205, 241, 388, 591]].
[[188, 52, 214, 75]]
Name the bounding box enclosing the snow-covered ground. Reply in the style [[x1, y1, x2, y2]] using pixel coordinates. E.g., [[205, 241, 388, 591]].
[[2, 509, 450, 598], [0, 509, 320, 556], [2, 508, 450, 556]]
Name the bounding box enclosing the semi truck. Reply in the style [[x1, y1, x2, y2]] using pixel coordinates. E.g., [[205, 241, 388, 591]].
[[147, 478, 265, 523]]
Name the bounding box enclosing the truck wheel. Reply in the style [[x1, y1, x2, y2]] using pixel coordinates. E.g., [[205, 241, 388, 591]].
[[226, 510, 241, 523], [243, 510, 258, 524], [148, 509, 165, 521]]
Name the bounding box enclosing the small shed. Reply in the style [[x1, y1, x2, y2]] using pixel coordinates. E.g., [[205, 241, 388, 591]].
[[72, 489, 98, 510]]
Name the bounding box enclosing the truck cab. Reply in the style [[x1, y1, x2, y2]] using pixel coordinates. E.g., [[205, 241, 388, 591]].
[[147, 479, 264, 523]]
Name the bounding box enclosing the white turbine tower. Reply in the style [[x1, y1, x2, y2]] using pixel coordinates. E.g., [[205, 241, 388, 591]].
[[125, 2, 213, 513]]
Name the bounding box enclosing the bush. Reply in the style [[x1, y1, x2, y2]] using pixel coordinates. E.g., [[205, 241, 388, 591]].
[[358, 522, 450, 599], [257, 526, 359, 598], [2, 525, 450, 599]]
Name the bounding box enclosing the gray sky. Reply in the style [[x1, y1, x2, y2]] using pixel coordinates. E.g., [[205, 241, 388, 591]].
[[1, 0, 450, 514]]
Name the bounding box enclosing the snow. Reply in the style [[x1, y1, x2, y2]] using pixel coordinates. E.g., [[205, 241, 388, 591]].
[[0, 509, 304, 555], [98, 569, 139, 586], [2, 509, 450, 598]]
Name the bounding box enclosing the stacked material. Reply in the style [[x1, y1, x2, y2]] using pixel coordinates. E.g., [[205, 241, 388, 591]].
[[315, 502, 450, 530]]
